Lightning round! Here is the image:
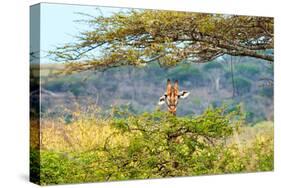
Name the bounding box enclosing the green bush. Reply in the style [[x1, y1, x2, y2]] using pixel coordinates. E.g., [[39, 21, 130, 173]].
[[259, 87, 273, 98], [33, 106, 273, 185], [235, 63, 260, 78], [203, 61, 223, 71], [167, 65, 204, 85], [233, 77, 252, 95]]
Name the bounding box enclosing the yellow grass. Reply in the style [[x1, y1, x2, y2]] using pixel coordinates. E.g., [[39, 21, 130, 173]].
[[39, 118, 129, 152], [32, 114, 273, 155]]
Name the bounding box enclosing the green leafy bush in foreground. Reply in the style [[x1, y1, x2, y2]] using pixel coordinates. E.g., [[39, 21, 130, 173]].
[[31, 106, 273, 185]]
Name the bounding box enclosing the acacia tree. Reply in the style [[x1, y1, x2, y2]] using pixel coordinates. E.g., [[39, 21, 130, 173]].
[[50, 10, 273, 73]]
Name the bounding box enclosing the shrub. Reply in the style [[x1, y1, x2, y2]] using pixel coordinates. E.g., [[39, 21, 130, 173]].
[[32, 106, 273, 185], [233, 77, 252, 95], [235, 63, 260, 78]]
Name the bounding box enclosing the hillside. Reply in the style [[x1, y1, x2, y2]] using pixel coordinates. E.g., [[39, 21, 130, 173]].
[[34, 55, 273, 124]]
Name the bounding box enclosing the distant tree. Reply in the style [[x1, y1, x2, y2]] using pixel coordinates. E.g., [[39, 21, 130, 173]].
[[167, 65, 203, 86], [203, 61, 224, 92], [50, 10, 273, 73], [233, 77, 252, 95], [259, 87, 273, 98], [235, 63, 260, 79]]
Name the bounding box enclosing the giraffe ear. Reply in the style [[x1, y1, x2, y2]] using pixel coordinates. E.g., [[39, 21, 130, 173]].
[[178, 90, 190, 99], [174, 80, 179, 94], [166, 79, 171, 95], [158, 95, 166, 105]]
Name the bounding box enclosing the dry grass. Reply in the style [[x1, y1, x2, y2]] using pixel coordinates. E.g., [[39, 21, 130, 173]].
[[40, 118, 129, 152]]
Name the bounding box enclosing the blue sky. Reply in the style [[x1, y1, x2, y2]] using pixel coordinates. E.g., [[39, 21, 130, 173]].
[[40, 3, 126, 63]]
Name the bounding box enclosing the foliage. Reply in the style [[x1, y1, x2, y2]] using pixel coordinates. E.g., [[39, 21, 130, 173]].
[[235, 63, 260, 78], [233, 77, 252, 95], [167, 64, 204, 84], [259, 87, 273, 98], [30, 149, 40, 183], [40, 56, 273, 121], [203, 61, 224, 71], [49, 10, 273, 73], [30, 106, 273, 185]]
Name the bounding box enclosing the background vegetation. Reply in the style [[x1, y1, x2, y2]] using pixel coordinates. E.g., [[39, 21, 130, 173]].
[[36, 55, 273, 123]]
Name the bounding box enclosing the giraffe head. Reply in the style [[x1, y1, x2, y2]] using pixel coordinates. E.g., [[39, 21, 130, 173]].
[[158, 79, 190, 115]]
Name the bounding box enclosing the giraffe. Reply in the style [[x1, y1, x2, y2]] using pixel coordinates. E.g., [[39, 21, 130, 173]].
[[158, 79, 190, 115]]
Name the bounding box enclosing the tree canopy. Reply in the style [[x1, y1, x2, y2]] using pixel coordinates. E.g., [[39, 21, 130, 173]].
[[50, 10, 273, 73], [32, 105, 274, 184]]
